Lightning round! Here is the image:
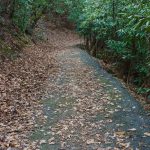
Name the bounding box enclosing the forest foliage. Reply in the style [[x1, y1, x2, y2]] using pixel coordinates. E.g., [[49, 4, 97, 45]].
[[65, 0, 150, 96], [0, 0, 48, 33], [0, 0, 150, 96]]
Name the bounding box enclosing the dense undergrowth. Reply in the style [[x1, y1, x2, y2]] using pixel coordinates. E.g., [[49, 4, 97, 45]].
[[64, 0, 150, 99]]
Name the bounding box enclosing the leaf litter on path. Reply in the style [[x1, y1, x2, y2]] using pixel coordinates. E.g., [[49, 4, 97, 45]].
[[0, 19, 80, 149]]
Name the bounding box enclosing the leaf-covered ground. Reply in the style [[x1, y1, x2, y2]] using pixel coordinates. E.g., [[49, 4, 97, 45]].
[[0, 20, 80, 149], [29, 46, 150, 149], [1, 20, 150, 150]]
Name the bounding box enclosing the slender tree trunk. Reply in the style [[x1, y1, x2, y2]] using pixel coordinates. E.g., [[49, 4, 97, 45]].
[[112, 0, 118, 40], [9, 0, 16, 18]]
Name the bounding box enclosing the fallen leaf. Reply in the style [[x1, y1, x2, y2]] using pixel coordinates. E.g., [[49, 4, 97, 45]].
[[128, 128, 136, 131], [144, 132, 150, 136], [86, 139, 95, 144], [115, 131, 126, 137], [40, 140, 47, 145], [48, 137, 55, 144]]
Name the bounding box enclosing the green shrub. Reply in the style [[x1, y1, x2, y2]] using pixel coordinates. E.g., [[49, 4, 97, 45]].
[[66, 0, 150, 94]]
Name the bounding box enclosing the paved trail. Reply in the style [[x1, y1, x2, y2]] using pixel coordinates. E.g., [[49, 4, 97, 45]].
[[30, 23, 150, 150]]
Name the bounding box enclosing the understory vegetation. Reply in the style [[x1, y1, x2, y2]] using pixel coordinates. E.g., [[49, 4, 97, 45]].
[[0, 0, 150, 97], [64, 0, 150, 98]]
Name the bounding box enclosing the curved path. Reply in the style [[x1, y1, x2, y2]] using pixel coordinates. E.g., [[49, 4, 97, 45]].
[[30, 23, 150, 150]]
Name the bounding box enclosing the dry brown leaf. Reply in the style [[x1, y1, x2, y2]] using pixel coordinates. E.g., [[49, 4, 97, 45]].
[[86, 139, 95, 144], [144, 132, 150, 136], [40, 140, 47, 145]]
